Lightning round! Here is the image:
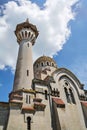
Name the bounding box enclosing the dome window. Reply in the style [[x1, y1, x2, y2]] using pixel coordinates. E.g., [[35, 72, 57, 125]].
[[52, 63, 54, 67], [41, 62, 44, 67], [47, 62, 49, 66], [28, 32, 30, 37]]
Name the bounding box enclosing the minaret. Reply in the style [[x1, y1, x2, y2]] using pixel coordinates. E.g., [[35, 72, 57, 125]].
[[13, 19, 38, 91]]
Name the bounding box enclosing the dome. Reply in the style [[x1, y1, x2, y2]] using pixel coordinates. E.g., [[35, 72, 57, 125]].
[[34, 56, 57, 68]]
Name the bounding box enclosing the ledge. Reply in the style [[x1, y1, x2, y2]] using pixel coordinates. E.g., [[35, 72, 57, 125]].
[[33, 98, 42, 102], [81, 101, 87, 107], [53, 98, 65, 108], [34, 102, 46, 111], [22, 106, 35, 114]]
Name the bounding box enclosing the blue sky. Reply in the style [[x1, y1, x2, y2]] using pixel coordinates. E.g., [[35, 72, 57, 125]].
[[0, 0, 87, 102]]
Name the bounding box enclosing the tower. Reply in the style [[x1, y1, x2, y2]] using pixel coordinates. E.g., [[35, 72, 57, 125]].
[[13, 19, 38, 91]]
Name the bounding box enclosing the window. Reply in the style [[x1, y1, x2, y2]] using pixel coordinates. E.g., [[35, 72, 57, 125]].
[[27, 116, 31, 130], [27, 70, 29, 76], [64, 87, 71, 103], [26, 95, 28, 103], [47, 62, 49, 66], [25, 31, 27, 37], [69, 89, 76, 104], [21, 31, 24, 38], [41, 62, 44, 67], [65, 82, 68, 86], [29, 95, 31, 104], [27, 43, 29, 47], [26, 95, 31, 104], [28, 32, 30, 37], [45, 90, 48, 100], [52, 63, 54, 67], [55, 88, 60, 97]]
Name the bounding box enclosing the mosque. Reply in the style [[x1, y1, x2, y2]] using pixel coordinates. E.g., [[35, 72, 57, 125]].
[[0, 19, 87, 130]]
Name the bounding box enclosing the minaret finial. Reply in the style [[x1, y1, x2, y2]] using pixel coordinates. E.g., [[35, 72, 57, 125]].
[[26, 18, 29, 23]]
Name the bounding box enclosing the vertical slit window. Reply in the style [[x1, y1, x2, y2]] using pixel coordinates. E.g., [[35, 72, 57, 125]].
[[27, 70, 29, 76], [21, 32, 24, 38], [69, 89, 76, 104], [45, 90, 48, 100], [25, 31, 27, 37], [29, 95, 31, 104], [28, 32, 30, 37], [27, 116, 31, 130], [26, 95, 28, 103]]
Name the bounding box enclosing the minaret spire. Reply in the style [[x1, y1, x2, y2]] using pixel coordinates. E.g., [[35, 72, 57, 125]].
[[26, 18, 29, 23], [13, 19, 39, 91]]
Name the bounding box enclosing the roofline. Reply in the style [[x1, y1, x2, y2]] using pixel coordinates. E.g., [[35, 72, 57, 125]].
[[52, 68, 83, 89]]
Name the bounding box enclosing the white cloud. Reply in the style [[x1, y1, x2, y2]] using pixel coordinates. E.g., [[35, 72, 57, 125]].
[[0, 0, 79, 70]]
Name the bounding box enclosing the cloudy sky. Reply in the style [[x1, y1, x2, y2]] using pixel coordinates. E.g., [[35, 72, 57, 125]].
[[0, 0, 87, 101]]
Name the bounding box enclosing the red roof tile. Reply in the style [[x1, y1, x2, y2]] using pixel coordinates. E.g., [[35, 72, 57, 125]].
[[10, 100, 23, 104], [22, 106, 35, 111], [53, 98, 65, 108], [81, 101, 87, 107], [34, 102, 46, 107]]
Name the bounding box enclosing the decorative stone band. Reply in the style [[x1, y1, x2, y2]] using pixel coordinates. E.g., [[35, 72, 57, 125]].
[[12, 88, 36, 94], [52, 98, 65, 108]]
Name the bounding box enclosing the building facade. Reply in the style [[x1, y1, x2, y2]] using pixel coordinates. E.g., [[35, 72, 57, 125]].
[[0, 20, 87, 130]]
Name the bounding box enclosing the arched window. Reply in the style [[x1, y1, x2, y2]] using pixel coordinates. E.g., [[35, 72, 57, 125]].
[[25, 31, 27, 37], [65, 82, 68, 86], [69, 88, 76, 104], [64, 87, 71, 103], [27, 116, 31, 130], [47, 62, 49, 66], [21, 31, 24, 38], [52, 63, 54, 67], [55, 88, 60, 97], [41, 62, 44, 67], [28, 32, 30, 37]]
